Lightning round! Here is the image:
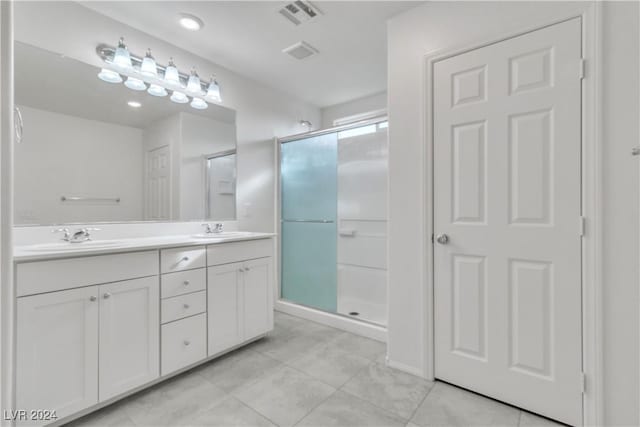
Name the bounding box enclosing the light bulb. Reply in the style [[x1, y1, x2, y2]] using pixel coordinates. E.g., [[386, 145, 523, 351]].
[[97, 68, 122, 84], [186, 68, 201, 94], [170, 91, 189, 104], [205, 76, 221, 102], [124, 77, 147, 91], [147, 84, 168, 97], [164, 58, 181, 86], [190, 97, 208, 110], [140, 48, 157, 78], [113, 37, 132, 70]]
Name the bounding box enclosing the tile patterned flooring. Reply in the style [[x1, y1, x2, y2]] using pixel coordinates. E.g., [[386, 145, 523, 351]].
[[68, 312, 564, 427]]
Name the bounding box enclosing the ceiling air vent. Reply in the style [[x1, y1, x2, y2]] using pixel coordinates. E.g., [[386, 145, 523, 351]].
[[278, 1, 322, 26], [282, 41, 318, 60]]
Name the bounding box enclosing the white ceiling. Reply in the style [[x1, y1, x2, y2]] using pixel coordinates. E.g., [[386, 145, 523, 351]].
[[79, 1, 420, 108]]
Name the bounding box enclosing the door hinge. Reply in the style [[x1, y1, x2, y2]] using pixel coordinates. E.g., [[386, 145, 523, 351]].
[[579, 216, 586, 237], [579, 58, 586, 79], [580, 372, 587, 393]]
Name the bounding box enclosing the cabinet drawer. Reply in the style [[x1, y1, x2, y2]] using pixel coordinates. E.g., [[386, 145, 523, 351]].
[[161, 314, 207, 376], [161, 268, 206, 298], [161, 291, 206, 324], [161, 246, 206, 273], [207, 239, 272, 266], [17, 251, 159, 297]]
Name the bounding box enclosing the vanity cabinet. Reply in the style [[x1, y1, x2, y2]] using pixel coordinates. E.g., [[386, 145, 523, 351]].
[[14, 236, 274, 425], [16, 286, 99, 420], [16, 276, 160, 420], [16, 252, 160, 422], [98, 276, 159, 400], [159, 246, 208, 375], [207, 240, 274, 356]]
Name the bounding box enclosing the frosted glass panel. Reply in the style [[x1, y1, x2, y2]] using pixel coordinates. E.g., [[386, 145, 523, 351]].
[[280, 133, 337, 313], [281, 221, 337, 312], [281, 133, 337, 221]]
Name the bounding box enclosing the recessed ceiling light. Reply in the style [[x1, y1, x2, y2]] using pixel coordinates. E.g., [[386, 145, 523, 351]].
[[127, 101, 142, 108], [179, 14, 204, 31]]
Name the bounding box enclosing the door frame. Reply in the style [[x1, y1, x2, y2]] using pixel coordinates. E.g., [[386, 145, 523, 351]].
[[423, 7, 603, 426]]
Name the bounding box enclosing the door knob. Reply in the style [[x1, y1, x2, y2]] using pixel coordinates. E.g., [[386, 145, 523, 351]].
[[435, 234, 449, 245]]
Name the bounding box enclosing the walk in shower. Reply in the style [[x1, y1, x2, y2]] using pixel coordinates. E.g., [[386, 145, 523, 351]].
[[278, 118, 388, 326]]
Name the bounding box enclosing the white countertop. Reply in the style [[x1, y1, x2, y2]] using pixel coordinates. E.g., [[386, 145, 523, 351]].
[[14, 232, 275, 262]]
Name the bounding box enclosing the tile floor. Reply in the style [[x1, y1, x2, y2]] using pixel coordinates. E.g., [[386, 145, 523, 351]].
[[68, 312, 564, 427]]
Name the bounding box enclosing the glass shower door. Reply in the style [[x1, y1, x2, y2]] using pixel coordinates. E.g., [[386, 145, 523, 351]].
[[280, 133, 337, 313]]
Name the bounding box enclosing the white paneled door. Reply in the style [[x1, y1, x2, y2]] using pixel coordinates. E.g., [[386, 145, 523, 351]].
[[145, 145, 170, 220], [433, 19, 582, 426]]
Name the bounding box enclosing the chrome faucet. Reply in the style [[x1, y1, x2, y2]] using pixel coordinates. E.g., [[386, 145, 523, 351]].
[[202, 223, 223, 234], [53, 227, 100, 243]]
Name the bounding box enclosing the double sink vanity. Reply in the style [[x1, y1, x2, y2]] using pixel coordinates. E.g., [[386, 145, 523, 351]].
[[13, 227, 275, 425]]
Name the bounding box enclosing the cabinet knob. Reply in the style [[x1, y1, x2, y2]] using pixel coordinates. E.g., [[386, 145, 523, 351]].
[[89, 296, 97, 302], [183, 340, 191, 346], [103, 293, 111, 299], [181, 256, 189, 262], [245, 267, 250, 272], [183, 280, 190, 286], [183, 304, 190, 309]]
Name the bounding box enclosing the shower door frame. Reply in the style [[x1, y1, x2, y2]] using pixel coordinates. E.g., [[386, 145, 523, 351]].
[[274, 116, 389, 341]]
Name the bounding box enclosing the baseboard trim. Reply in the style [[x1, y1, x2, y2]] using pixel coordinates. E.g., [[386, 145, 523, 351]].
[[386, 359, 426, 378], [275, 300, 387, 342]]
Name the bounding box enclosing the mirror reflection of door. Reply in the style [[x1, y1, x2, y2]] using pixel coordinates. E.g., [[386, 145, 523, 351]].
[[145, 145, 170, 220], [206, 150, 237, 220]]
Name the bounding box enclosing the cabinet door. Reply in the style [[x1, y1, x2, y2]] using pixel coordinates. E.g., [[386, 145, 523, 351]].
[[17, 286, 99, 420], [208, 262, 243, 356], [99, 276, 160, 401], [243, 257, 274, 340]]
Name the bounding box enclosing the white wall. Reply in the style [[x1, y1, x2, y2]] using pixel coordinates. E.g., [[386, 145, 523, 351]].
[[13, 1, 321, 233], [14, 106, 144, 224], [387, 2, 639, 426], [321, 92, 387, 128]]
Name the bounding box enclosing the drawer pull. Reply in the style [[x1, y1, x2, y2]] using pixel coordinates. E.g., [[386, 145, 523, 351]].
[[183, 280, 190, 286], [183, 303, 190, 309], [103, 293, 111, 299], [183, 340, 191, 346], [181, 256, 190, 262]]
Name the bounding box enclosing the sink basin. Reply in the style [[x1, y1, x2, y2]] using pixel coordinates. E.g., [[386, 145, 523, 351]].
[[23, 240, 127, 252], [191, 231, 255, 239]]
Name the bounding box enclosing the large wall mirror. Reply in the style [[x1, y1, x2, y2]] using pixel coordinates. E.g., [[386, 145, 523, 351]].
[[14, 42, 238, 226]]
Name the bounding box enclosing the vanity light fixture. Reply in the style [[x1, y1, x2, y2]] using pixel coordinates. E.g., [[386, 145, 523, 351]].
[[170, 90, 189, 104], [205, 75, 222, 103], [96, 39, 223, 110], [179, 13, 204, 31], [124, 76, 147, 91], [186, 68, 202, 94], [97, 68, 122, 83], [190, 97, 208, 110], [147, 84, 168, 97], [140, 49, 158, 78], [164, 57, 181, 85], [127, 101, 142, 108], [112, 37, 133, 70]]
